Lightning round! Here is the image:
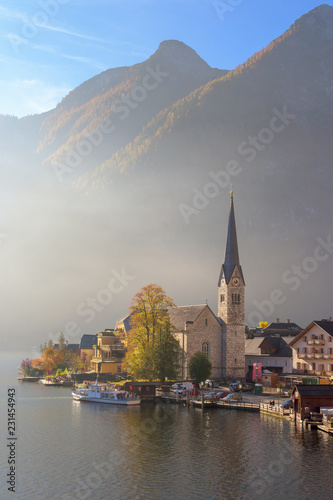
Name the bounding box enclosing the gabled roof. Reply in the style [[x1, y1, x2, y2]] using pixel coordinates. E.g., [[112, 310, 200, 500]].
[[53, 343, 80, 353], [245, 337, 264, 355], [289, 320, 333, 346], [293, 385, 333, 397], [80, 334, 98, 349], [115, 313, 134, 333], [169, 304, 218, 331], [245, 336, 292, 357], [262, 321, 302, 336]]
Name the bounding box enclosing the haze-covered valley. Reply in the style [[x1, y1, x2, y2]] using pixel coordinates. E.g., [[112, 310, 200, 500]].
[[1, 5, 333, 351]]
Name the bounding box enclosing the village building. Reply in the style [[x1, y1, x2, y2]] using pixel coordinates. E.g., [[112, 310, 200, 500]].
[[292, 384, 333, 420], [170, 188, 246, 381], [79, 334, 97, 366], [289, 319, 333, 377], [258, 318, 302, 337], [245, 335, 294, 380], [90, 329, 127, 374]]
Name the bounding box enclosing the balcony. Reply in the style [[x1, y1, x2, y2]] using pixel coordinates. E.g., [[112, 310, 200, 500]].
[[324, 353, 333, 359], [298, 353, 309, 359], [314, 339, 325, 345], [307, 340, 315, 345]]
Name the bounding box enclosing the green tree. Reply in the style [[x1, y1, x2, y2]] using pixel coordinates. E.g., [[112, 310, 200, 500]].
[[126, 284, 179, 382], [189, 352, 212, 388], [58, 332, 66, 351], [259, 321, 269, 329]]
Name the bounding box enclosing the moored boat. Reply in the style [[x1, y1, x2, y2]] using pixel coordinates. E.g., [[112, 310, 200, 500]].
[[72, 381, 141, 406], [39, 377, 73, 387]]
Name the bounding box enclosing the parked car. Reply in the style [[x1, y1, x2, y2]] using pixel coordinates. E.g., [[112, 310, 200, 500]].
[[204, 391, 228, 401], [229, 383, 241, 392], [241, 384, 253, 392], [222, 393, 242, 402], [171, 383, 183, 391], [229, 383, 252, 392], [186, 388, 200, 396], [280, 398, 293, 409], [205, 380, 219, 388]]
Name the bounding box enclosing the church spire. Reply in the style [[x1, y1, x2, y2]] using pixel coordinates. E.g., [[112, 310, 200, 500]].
[[219, 187, 244, 285]]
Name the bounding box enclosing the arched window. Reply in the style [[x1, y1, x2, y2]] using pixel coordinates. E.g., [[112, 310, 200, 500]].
[[202, 342, 209, 358]]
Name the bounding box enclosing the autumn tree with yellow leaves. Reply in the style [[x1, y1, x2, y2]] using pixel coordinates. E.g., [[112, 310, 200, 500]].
[[126, 284, 180, 383]]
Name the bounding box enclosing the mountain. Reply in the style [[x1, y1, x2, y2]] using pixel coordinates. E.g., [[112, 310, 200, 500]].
[[72, 4, 333, 325], [2, 6, 333, 351], [36, 40, 227, 170], [79, 4, 333, 243]]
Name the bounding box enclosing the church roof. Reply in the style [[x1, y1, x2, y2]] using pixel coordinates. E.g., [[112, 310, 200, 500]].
[[219, 193, 245, 285], [168, 305, 208, 331]]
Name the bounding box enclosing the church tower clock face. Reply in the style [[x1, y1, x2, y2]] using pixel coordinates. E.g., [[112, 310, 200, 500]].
[[233, 278, 239, 285]]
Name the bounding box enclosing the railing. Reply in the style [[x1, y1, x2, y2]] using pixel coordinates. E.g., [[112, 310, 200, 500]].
[[314, 339, 325, 345], [260, 403, 291, 416]]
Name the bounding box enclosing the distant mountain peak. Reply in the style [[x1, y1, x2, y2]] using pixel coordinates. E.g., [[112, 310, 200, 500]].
[[148, 39, 213, 71], [296, 4, 333, 27]]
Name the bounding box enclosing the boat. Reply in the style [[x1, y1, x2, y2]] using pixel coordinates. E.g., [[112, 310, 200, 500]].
[[39, 377, 73, 387], [72, 381, 141, 406]]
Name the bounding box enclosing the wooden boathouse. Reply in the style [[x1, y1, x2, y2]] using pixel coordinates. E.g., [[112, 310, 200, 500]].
[[292, 384, 333, 420]]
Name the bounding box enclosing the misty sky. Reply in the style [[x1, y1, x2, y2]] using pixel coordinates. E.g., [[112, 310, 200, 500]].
[[0, 0, 329, 117], [1, 1, 333, 354]]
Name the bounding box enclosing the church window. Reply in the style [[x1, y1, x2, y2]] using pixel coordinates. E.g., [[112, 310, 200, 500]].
[[202, 342, 209, 358], [235, 331, 237, 336], [235, 358, 237, 364], [205, 318, 208, 326], [220, 294, 225, 303], [232, 294, 241, 304]]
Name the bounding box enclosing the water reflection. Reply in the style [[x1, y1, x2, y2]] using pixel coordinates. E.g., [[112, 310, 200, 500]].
[[1, 374, 332, 499]]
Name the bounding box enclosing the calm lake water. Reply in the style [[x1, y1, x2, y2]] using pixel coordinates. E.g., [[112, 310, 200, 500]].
[[1, 352, 333, 500]]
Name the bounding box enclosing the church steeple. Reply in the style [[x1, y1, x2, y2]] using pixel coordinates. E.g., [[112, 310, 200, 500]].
[[218, 186, 246, 380], [218, 187, 244, 286]]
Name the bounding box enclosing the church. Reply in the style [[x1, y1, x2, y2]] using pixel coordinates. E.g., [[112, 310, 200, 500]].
[[169, 187, 246, 381]]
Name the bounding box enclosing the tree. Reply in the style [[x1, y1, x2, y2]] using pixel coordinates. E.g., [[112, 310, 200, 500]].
[[189, 352, 212, 388], [58, 332, 66, 351], [259, 321, 269, 329], [66, 353, 83, 374], [19, 358, 43, 377], [126, 284, 179, 382]]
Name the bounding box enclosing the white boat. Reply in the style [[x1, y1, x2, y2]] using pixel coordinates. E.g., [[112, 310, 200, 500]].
[[39, 377, 73, 387], [72, 381, 141, 406]]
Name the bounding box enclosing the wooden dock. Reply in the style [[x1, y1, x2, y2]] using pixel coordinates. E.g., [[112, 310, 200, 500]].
[[260, 403, 292, 419], [317, 425, 333, 435], [217, 401, 260, 412]]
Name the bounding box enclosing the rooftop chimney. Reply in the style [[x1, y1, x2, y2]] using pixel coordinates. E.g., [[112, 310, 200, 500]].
[[287, 319, 290, 324], [276, 318, 280, 323]]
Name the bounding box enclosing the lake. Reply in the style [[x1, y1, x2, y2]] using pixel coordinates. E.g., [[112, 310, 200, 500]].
[[0, 352, 332, 499]]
